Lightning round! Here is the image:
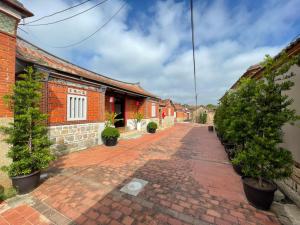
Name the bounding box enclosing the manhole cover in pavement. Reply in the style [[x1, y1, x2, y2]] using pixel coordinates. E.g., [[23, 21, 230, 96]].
[[120, 178, 148, 196]]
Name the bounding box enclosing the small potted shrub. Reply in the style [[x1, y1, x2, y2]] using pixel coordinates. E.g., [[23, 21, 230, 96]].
[[134, 112, 143, 131], [0, 67, 54, 194], [233, 53, 298, 210], [147, 122, 158, 133], [101, 127, 120, 146], [105, 112, 122, 128]]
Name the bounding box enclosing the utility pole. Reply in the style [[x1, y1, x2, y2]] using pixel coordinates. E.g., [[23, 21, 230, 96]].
[[190, 0, 198, 117]]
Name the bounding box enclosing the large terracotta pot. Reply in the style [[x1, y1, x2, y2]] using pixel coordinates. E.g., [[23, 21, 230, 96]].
[[11, 171, 41, 194], [103, 137, 118, 146], [242, 177, 277, 210]]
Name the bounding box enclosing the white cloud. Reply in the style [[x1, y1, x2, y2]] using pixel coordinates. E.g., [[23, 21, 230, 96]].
[[19, 0, 300, 104]]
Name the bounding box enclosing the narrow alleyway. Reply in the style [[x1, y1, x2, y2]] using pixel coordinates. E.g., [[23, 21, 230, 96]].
[[0, 123, 279, 225]]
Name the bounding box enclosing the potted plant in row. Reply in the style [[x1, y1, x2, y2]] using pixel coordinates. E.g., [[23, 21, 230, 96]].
[[232, 53, 298, 210], [134, 112, 143, 131], [1, 67, 54, 194], [105, 112, 122, 128], [101, 127, 120, 146], [147, 122, 158, 133]]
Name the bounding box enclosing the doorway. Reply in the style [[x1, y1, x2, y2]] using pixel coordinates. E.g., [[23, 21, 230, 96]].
[[114, 96, 125, 127]]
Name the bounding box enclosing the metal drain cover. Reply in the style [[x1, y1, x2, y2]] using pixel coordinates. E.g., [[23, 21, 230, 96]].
[[120, 178, 148, 196]]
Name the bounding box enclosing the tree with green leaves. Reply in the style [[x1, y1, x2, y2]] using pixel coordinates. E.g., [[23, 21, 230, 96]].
[[226, 78, 258, 149], [214, 91, 236, 142], [1, 67, 54, 177], [198, 111, 207, 124], [233, 53, 299, 187]]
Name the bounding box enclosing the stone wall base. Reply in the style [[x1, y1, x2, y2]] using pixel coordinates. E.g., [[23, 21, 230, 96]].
[[0, 117, 13, 188], [49, 122, 105, 156], [162, 116, 175, 129], [126, 118, 159, 131], [276, 166, 300, 208]]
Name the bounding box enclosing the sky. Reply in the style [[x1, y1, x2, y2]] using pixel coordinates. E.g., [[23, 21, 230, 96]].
[[19, 0, 300, 105]]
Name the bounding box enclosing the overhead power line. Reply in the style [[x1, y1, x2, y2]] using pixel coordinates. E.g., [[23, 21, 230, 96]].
[[21, 0, 93, 25], [20, 0, 110, 26], [21, 2, 126, 49], [190, 0, 198, 111]]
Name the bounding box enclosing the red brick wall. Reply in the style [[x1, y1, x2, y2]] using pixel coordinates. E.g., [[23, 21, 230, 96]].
[[47, 81, 104, 125], [125, 97, 145, 120], [145, 100, 159, 118], [177, 111, 186, 119], [0, 32, 16, 118]]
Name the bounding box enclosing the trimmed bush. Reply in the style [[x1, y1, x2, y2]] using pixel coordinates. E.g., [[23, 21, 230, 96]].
[[101, 127, 120, 139], [0, 67, 54, 177], [198, 112, 207, 124], [147, 122, 158, 130]]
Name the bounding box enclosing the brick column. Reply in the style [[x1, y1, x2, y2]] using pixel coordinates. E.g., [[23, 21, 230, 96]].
[[0, 1, 32, 187]]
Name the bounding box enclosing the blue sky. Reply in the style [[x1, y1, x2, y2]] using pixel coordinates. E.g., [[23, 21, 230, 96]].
[[19, 0, 300, 105]]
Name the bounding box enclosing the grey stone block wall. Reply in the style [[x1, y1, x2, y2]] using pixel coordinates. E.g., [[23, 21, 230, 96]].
[[0, 118, 13, 188], [49, 122, 105, 155], [162, 116, 175, 129]]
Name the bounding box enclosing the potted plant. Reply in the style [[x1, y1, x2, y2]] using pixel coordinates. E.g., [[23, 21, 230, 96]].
[[105, 112, 123, 128], [101, 127, 120, 146], [134, 112, 143, 131], [0, 67, 54, 194], [147, 122, 158, 133], [233, 53, 298, 210]]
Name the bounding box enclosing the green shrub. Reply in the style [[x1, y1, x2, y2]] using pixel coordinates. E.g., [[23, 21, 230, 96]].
[[0, 187, 17, 201], [198, 112, 207, 124], [105, 112, 123, 127], [0, 67, 54, 177], [147, 122, 158, 130], [134, 112, 143, 123], [101, 127, 120, 139], [232, 53, 299, 187]]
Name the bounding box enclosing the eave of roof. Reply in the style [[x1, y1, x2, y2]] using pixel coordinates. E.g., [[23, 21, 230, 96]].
[[3, 0, 33, 17], [228, 36, 300, 91], [16, 37, 159, 99]]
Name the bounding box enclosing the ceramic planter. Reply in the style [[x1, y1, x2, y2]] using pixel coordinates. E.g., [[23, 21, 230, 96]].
[[208, 126, 214, 132], [103, 137, 118, 146], [137, 122, 142, 131], [242, 177, 277, 210], [148, 128, 156, 133], [11, 171, 41, 194]]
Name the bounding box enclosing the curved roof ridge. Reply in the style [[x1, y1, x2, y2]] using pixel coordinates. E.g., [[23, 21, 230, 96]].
[[16, 36, 144, 86], [16, 36, 158, 98]]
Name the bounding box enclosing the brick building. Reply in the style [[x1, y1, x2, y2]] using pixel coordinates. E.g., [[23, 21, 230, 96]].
[[16, 38, 161, 155], [0, 0, 162, 160], [174, 103, 190, 122], [158, 99, 176, 128]]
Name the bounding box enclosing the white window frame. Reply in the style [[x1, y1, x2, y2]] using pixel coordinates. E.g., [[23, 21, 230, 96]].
[[67, 94, 87, 121], [168, 108, 171, 116], [151, 103, 156, 117]]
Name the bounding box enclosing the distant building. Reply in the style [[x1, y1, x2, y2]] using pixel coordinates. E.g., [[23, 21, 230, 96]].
[[174, 103, 191, 122], [192, 106, 215, 125]]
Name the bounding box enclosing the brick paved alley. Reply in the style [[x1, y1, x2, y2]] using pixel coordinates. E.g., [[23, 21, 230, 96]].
[[0, 123, 280, 225]]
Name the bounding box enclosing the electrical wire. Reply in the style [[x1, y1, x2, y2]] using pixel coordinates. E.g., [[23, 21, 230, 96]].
[[55, 2, 126, 48], [20, 2, 126, 49], [20, 0, 110, 26], [21, 0, 93, 25]]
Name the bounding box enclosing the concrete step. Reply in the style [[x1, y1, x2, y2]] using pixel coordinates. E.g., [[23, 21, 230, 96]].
[[120, 130, 142, 140], [272, 202, 300, 225]]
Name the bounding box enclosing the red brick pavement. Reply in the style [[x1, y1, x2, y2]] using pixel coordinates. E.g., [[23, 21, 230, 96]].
[[0, 205, 51, 225], [0, 123, 280, 225]]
